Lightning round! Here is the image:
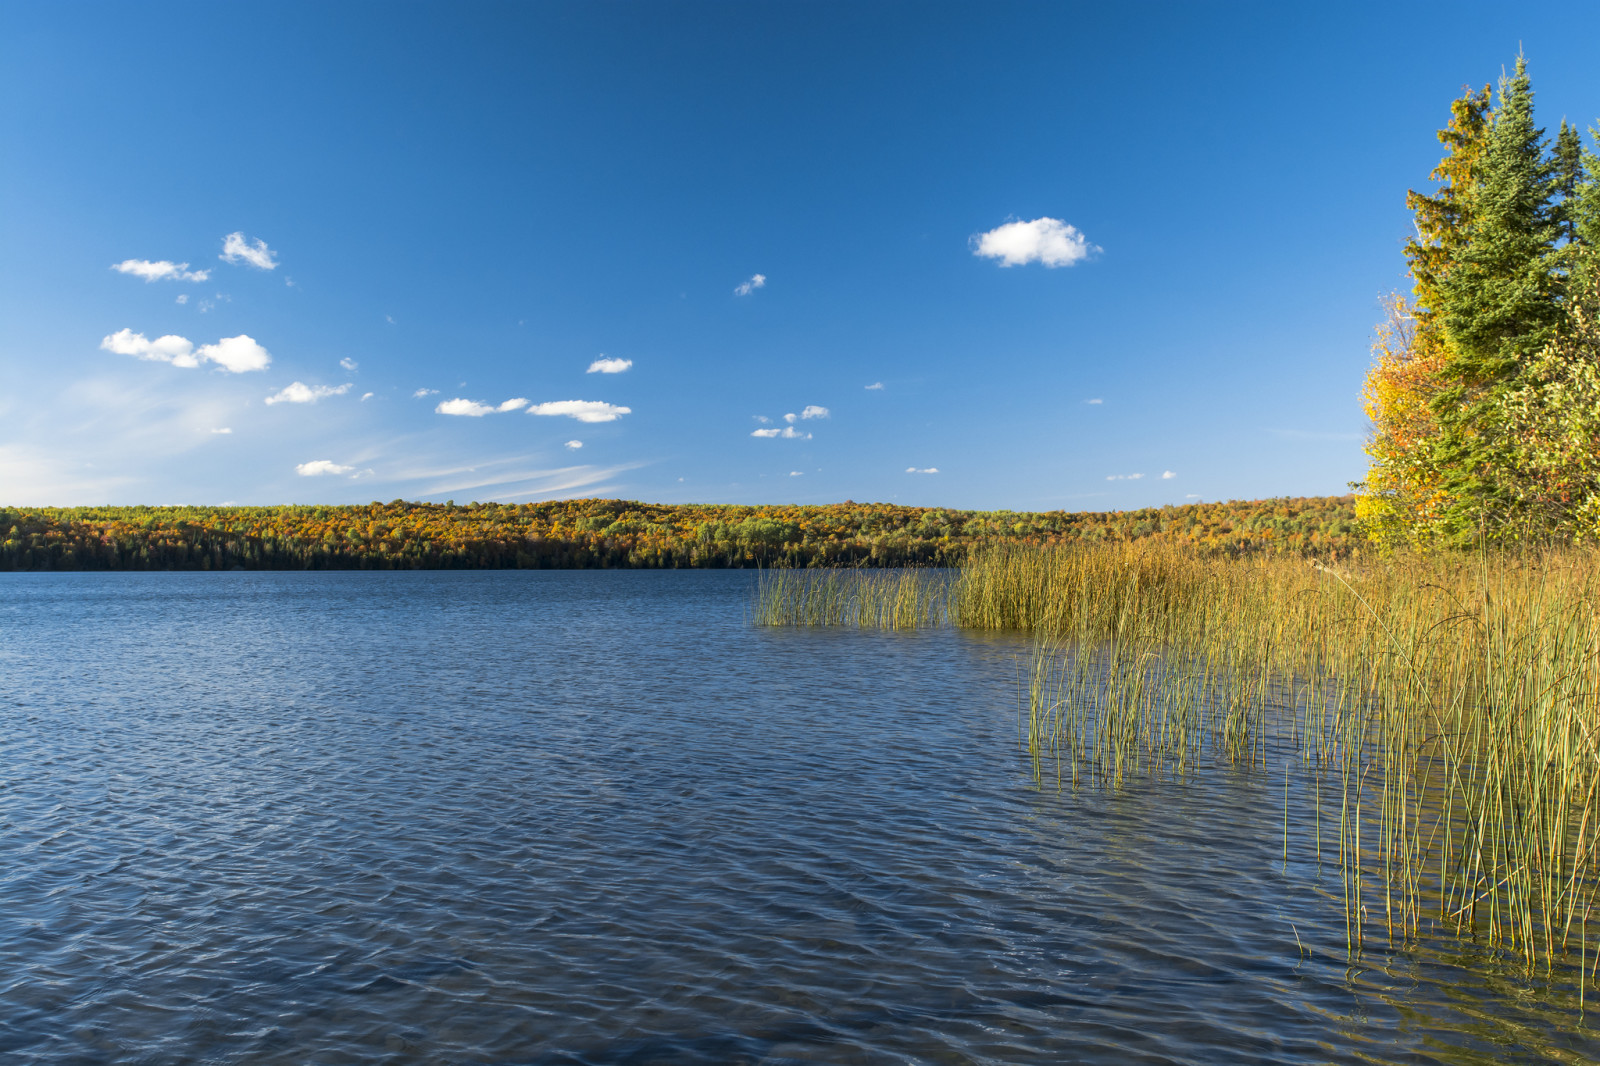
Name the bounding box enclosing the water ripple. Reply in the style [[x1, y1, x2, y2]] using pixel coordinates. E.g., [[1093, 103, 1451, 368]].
[[0, 570, 1595, 1063]]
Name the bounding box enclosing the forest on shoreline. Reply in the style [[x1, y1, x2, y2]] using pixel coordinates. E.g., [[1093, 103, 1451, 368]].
[[0, 495, 1358, 571]]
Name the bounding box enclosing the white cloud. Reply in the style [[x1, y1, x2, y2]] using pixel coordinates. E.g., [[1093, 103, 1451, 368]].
[[100, 328, 198, 367], [753, 415, 772, 424], [99, 329, 270, 373], [1085, 398, 1103, 405], [799, 405, 829, 420], [972, 217, 1098, 268], [564, 440, 583, 449], [734, 273, 767, 296], [1106, 473, 1145, 481], [527, 400, 631, 423], [437, 398, 497, 417], [413, 388, 438, 398], [498, 398, 529, 412], [361, 392, 374, 401], [195, 335, 272, 373], [1162, 470, 1176, 479], [296, 459, 353, 476], [175, 294, 189, 305], [211, 427, 232, 434], [340, 357, 359, 371], [752, 426, 811, 439], [220, 232, 278, 270], [587, 357, 632, 374], [113, 259, 209, 282], [906, 467, 940, 474], [789, 470, 803, 476], [865, 382, 884, 390], [265, 381, 352, 405]]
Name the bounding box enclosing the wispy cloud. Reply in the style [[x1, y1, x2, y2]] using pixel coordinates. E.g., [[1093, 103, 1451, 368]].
[[437, 397, 525, 417], [789, 470, 803, 476], [1085, 398, 1103, 405], [972, 217, 1098, 268], [734, 273, 767, 296], [220, 232, 278, 270], [800, 405, 829, 420], [265, 381, 352, 405], [1106, 472, 1145, 481], [210, 427, 232, 434], [296, 459, 353, 476], [361, 392, 374, 401], [1162, 470, 1176, 479], [906, 466, 939, 474], [527, 400, 630, 423], [587, 356, 632, 374], [752, 426, 811, 439], [112, 259, 209, 282], [100, 329, 271, 373], [564, 440, 583, 449], [340, 357, 358, 372], [413, 388, 438, 398], [175, 294, 189, 305], [865, 382, 884, 390]]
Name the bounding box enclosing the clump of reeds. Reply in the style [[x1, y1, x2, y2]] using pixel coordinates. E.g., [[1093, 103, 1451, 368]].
[[976, 540, 1600, 985], [752, 567, 950, 629]]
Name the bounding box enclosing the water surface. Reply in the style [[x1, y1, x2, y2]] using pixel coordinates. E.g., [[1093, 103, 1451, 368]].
[[1, 571, 1594, 1063]]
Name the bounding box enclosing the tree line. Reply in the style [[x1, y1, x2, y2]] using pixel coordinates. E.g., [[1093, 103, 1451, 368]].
[[1358, 55, 1600, 549], [0, 496, 1358, 571]]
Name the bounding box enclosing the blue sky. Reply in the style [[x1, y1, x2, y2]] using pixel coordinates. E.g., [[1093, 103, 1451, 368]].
[[4, 2, 1600, 510]]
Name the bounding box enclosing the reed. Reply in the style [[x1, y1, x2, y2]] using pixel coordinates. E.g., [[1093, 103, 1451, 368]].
[[751, 567, 951, 629], [976, 540, 1600, 983]]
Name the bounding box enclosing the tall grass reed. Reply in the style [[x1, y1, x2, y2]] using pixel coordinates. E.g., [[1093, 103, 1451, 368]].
[[752, 567, 951, 629]]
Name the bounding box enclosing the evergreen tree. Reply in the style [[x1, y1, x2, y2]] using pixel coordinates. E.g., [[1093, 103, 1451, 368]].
[[1430, 56, 1564, 543]]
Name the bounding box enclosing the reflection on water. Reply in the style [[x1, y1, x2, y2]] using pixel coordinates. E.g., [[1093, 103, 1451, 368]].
[[0, 570, 1594, 1064]]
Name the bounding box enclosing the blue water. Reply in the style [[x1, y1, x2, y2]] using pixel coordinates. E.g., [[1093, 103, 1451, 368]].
[[0, 570, 1594, 1064]]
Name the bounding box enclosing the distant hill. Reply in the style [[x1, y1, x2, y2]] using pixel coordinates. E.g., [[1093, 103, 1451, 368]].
[[0, 496, 1360, 571]]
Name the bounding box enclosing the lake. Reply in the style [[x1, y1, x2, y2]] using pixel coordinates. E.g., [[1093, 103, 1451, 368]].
[[1, 570, 1594, 1063]]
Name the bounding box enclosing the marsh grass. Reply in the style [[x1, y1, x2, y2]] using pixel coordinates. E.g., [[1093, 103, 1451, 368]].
[[758, 542, 1600, 986], [974, 540, 1600, 986], [752, 567, 951, 629]]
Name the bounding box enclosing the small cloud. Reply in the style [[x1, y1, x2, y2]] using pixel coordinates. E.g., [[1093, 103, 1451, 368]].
[[360, 392, 373, 401], [100, 329, 270, 373], [800, 405, 829, 420], [296, 459, 353, 476], [413, 388, 438, 398], [210, 427, 232, 434], [734, 273, 767, 296], [498, 398, 529, 412], [220, 231, 278, 270], [284, 276, 295, 287], [906, 467, 939, 474], [265, 381, 352, 405], [175, 294, 189, 305], [784, 412, 797, 424], [752, 426, 810, 439], [564, 440, 583, 449], [386, 314, 396, 324], [436, 398, 498, 417], [789, 470, 803, 477], [753, 415, 772, 424], [587, 356, 632, 374], [1085, 398, 1103, 405], [865, 382, 884, 390], [340, 357, 359, 372], [195, 334, 271, 373], [112, 259, 209, 282], [1106, 473, 1145, 481], [972, 217, 1098, 268], [1161, 470, 1176, 479], [527, 400, 631, 423], [1185, 494, 1201, 499]]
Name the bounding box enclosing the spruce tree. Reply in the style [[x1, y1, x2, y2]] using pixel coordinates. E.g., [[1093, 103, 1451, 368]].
[[1430, 56, 1564, 543]]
